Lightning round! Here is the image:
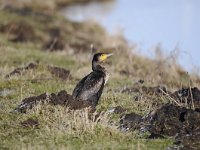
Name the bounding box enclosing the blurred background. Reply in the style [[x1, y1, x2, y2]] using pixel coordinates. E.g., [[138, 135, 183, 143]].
[[0, 0, 199, 73], [62, 0, 200, 72]]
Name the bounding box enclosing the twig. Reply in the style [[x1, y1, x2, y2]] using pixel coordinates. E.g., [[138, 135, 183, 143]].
[[189, 78, 195, 110], [159, 88, 183, 106]]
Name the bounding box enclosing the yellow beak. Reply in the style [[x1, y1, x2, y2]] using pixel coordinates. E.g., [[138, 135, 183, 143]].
[[99, 53, 113, 61]]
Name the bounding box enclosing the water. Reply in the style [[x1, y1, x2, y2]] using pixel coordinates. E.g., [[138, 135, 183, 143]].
[[61, 0, 200, 73]]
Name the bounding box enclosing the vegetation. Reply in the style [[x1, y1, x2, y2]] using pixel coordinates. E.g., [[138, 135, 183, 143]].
[[0, 0, 114, 12], [0, 1, 199, 149]]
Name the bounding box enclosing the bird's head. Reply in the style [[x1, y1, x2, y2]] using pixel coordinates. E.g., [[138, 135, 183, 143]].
[[93, 53, 113, 63]]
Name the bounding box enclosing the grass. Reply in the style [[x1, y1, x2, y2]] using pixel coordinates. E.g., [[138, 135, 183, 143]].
[[0, 104, 173, 150], [0, 0, 114, 12], [0, 37, 176, 150], [0, 1, 200, 149]]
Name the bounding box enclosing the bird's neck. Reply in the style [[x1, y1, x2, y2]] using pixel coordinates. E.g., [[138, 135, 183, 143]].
[[92, 61, 106, 73]]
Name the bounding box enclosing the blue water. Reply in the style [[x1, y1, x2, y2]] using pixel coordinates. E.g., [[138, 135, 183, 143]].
[[61, 0, 200, 73]]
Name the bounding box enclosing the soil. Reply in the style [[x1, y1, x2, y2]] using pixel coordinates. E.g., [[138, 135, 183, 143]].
[[47, 66, 71, 80], [120, 112, 143, 131], [49, 90, 71, 106], [13, 83, 200, 149], [147, 133, 164, 139], [121, 85, 169, 110], [21, 118, 39, 128], [171, 87, 200, 109], [122, 85, 167, 96], [12, 90, 94, 113], [148, 104, 192, 136], [108, 106, 129, 114], [6, 62, 38, 78], [121, 85, 200, 109], [4, 6, 52, 22], [49, 90, 94, 110], [113, 106, 128, 114], [6, 62, 71, 80], [0, 21, 36, 42], [43, 28, 65, 51], [149, 103, 200, 137], [173, 132, 200, 150], [120, 99, 200, 149], [12, 92, 48, 113]]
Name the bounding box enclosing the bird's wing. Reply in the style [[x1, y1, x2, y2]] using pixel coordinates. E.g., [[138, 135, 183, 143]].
[[72, 74, 89, 99], [72, 72, 105, 101]]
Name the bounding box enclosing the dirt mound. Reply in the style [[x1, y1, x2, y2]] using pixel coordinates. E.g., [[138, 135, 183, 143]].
[[0, 21, 36, 42], [171, 87, 200, 109], [12, 90, 94, 113], [119, 87, 200, 149], [43, 37, 65, 51], [6, 62, 71, 80], [120, 112, 143, 131], [4, 6, 52, 22], [122, 85, 167, 96], [69, 43, 91, 53], [173, 132, 200, 150], [121, 85, 168, 109], [141, 103, 200, 138], [12, 92, 48, 113], [49, 90, 93, 110], [149, 104, 188, 136], [47, 66, 71, 80], [49, 90, 71, 106], [21, 118, 39, 128], [122, 85, 200, 109], [108, 106, 129, 114], [43, 28, 65, 51], [6, 62, 38, 78], [120, 102, 200, 149]]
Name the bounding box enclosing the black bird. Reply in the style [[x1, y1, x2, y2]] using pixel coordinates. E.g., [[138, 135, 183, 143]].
[[72, 53, 113, 106]]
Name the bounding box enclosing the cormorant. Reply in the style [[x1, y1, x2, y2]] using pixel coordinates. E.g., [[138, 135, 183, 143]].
[[72, 53, 113, 106]]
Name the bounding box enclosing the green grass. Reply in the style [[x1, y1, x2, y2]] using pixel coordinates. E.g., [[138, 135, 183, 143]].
[[0, 39, 174, 150], [0, 3, 199, 150], [0, 104, 173, 150], [0, 41, 175, 149]]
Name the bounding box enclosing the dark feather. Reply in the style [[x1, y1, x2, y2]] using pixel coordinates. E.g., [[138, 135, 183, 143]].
[[72, 71, 105, 106]]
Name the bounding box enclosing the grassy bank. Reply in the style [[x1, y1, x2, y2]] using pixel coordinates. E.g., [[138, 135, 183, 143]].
[[0, 1, 200, 149], [0, 0, 114, 12]]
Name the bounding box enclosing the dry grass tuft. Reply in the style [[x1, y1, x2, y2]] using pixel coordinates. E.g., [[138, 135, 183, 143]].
[[30, 103, 117, 135]]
